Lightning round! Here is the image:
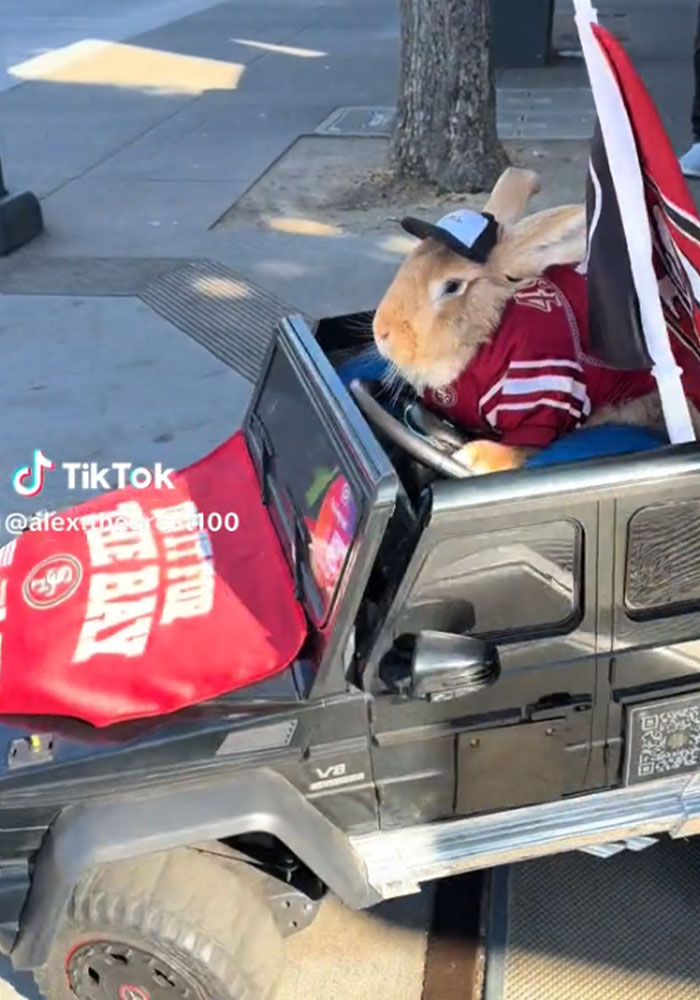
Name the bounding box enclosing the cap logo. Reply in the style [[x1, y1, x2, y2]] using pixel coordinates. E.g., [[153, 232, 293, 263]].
[[438, 209, 487, 237]]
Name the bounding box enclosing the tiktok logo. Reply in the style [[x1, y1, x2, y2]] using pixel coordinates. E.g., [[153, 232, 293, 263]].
[[12, 449, 55, 498]]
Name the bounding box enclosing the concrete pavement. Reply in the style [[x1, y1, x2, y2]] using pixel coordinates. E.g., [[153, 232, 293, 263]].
[[0, 294, 249, 531], [1, 0, 233, 94], [0, 0, 398, 274]]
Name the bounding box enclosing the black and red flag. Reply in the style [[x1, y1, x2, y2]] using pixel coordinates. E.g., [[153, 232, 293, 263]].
[[575, 0, 700, 442]]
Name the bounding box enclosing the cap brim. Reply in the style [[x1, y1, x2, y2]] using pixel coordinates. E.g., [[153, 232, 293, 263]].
[[400, 216, 492, 263], [400, 217, 443, 242]]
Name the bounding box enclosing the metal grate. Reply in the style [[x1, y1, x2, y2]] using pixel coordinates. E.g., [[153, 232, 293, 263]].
[[315, 90, 595, 142], [140, 259, 303, 383], [315, 106, 397, 137], [484, 838, 700, 1000]]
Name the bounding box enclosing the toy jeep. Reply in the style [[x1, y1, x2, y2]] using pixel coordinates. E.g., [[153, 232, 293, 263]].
[[2, 307, 700, 1000]]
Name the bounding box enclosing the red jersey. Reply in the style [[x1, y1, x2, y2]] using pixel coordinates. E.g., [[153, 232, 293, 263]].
[[424, 265, 662, 448]]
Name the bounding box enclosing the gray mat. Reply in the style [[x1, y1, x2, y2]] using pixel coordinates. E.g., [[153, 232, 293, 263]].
[[485, 838, 700, 1000], [140, 259, 304, 383]]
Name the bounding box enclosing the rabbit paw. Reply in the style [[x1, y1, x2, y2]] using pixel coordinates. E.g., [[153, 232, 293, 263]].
[[453, 440, 530, 475]]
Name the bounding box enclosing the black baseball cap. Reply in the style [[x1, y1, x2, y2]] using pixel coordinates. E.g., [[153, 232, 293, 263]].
[[401, 209, 499, 263]]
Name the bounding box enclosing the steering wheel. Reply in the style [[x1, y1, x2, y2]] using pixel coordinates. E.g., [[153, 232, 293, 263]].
[[349, 378, 475, 478]]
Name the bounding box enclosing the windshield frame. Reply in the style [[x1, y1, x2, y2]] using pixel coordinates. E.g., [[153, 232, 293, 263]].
[[244, 315, 398, 637]]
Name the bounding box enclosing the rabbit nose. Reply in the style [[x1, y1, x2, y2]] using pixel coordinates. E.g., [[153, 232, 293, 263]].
[[375, 328, 390, 343]]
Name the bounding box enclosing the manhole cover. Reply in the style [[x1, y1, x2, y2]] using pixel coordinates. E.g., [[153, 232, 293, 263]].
[[315, 106, 396, 136], [318, 89, 596, 142]]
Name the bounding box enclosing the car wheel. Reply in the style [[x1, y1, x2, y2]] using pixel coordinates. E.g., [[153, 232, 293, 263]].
[[34, 847, 284, 1000]]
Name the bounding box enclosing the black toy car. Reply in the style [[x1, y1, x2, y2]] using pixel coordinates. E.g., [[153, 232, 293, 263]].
[[1, 309, 700, 1000]]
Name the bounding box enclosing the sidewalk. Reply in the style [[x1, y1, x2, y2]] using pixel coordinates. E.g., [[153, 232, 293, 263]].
[[0, 0, 697, 521], [0, 0, 401, 313]]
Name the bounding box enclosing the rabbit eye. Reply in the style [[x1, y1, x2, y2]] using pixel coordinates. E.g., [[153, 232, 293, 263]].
[[441, 279, 466, 298]]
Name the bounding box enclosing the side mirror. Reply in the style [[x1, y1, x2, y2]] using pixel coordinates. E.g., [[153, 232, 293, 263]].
[[380, 630, 500, 702]]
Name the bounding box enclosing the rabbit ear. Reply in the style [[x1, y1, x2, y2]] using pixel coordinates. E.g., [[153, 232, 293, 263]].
[[483, 167, 541, 225], [490, 204, 587, 280]]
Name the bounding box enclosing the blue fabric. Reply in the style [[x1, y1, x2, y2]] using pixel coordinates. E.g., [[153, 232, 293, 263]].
[[337, 352, 390, 385], [525, 424, 665, 467]]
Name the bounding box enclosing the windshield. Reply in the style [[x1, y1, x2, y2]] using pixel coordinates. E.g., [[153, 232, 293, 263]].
[[253, 345, 361, 623]]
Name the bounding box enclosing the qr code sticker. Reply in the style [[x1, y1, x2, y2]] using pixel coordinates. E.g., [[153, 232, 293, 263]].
[[633, 704, 700, 779]]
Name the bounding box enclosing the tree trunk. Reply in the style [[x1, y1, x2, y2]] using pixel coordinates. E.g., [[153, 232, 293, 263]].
[[391, 0, 508, 193]]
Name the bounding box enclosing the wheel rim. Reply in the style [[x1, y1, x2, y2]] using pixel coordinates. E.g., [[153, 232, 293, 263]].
[[67, 941, 203, 1000]]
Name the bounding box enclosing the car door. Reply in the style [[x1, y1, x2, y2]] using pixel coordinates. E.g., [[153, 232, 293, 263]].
[[606, 446, 700, 787], [366, 465, 610, 828]]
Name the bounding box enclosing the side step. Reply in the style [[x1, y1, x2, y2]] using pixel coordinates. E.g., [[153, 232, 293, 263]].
[[351, 773, 700, 898]]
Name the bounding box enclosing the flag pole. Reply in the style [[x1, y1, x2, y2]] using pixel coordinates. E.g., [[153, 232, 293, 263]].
[[574, 0, 695, 443]]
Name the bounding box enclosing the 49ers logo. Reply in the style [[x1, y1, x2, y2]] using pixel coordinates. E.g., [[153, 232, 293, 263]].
[[22, 554, 82, 609], [433, 384, 458, 408]]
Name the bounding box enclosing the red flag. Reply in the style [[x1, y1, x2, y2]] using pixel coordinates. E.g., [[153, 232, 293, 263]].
[[575, 0, 700, 441], [0, 432, 307, 726]]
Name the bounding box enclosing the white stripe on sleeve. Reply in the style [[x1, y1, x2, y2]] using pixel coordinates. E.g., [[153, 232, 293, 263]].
[[486, 398, 585, 427], [508, 359, 584, 372], [480, 373, 592, 420]]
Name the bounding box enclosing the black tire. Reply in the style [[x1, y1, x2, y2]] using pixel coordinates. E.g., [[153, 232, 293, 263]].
[[33, 847, 284, 1000]]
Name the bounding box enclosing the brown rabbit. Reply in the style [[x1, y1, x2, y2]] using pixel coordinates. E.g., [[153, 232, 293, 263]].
[[373, 167, 700, 474]]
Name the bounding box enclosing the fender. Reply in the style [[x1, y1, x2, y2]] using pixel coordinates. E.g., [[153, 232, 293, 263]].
[[11, 767, 379, 970]]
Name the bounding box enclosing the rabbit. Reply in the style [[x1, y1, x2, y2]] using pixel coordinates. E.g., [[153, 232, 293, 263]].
[[372, 166, 700, 474]]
